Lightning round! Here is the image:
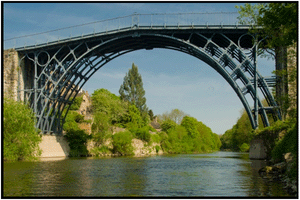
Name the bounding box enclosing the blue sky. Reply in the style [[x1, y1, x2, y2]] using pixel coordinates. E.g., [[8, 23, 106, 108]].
[[3, 3, 275, 135]]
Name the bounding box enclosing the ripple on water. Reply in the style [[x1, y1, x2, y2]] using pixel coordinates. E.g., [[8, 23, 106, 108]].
[[3, 152, 291, 197]]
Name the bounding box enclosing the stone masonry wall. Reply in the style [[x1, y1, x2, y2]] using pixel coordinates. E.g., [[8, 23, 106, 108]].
[[4, 49, 22, 101], [3, 49, 34, 102], [39, 135, 70, 157]]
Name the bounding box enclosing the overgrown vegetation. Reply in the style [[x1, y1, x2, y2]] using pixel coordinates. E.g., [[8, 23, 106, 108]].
[[64, 129, 91, 157], [220, 104, 270, 152], [62, 97, 93, 157], [3, 98, 42, 161], [160, 116, 221, 154], [112, 131, 134, 155]]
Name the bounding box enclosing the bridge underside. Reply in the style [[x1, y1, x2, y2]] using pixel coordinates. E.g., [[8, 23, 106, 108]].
[[16, 26, 281, 134]]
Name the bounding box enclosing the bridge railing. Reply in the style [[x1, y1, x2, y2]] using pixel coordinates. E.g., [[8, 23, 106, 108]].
[[4, 12, 242, 50]]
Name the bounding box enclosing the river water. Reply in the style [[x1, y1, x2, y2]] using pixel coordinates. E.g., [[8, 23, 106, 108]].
[[4, 152, 291, 197]]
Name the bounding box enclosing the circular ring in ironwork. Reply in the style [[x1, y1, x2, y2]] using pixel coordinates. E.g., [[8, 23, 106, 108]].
[[238, 33, 255, 50], [37, 50, 50, 67]]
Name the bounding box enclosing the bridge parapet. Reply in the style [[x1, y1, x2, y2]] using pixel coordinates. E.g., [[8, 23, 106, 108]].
[[5, 12, 247, 50]]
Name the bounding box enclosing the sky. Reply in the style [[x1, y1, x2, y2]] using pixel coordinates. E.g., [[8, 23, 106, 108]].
[[3, 2, 276, 135]]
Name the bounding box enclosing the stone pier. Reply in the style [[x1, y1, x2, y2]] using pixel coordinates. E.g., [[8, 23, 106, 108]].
[[249, 139, 267, 160], [39, 135, 70, 158]]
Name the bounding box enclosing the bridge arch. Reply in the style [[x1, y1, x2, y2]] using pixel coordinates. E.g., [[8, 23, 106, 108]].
[[17, 29, 281, 134]]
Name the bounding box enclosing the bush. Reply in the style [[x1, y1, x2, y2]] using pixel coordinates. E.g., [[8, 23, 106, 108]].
[[272, 122, 297, 162], [155, 145, 160, 153], [161, 119, 177, 132], [64, 129, 91, 157], [134, 126, 151, 143], [112, 131, 134, 155], [181, 116, 198, 138], [69, 96, 83, 110], [239, 143, 250, 152], [3, 98, 42, 161], [63, 111, 85, 131], [92, 130, 112, 146], [90, 146, 111, 156], [151, 133, 161, 144]]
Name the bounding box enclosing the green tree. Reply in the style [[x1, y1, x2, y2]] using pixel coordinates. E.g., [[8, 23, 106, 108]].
[[69, 96, 83, 110], [91, 112, 111, 145], [236, 3, 297, 47], [63, 110, 84, 131], [4, 98, 42, 161], [148, 109, 154, 121], [169, 109, 186, 124], [158, 109, 187, 124], [91, 88, 127, 124], [112, 131, 134, 155], [181, 116, 198, 138], [161, 119, 177, 132], [124, 104, 145, 129], [64, 129, 91, 157], [119, 63, 148, 117]]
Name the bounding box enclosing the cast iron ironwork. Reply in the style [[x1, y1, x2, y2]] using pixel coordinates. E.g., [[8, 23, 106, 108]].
[[8, 13, 281, 134]]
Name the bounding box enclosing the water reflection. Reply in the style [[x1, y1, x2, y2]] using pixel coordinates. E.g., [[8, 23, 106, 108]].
[[3, 152, 291, 197]]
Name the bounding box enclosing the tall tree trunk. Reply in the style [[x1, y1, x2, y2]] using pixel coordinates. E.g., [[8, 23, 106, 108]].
[[275, 46, 288, 120]]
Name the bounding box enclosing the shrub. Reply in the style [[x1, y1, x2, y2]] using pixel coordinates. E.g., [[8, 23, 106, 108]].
[[3, 98, 42, 161], [112, 131, 134, 155], [92, 112, 111, 145], [151, 133, 161, 144], [161, 119, 177, 132], [272, 122, 297, 162], [64, 129, 91, 157], [135, 126, 151, 143], [63, 111, 85, 131], [239, 143, 250, 152], [155, 145, 160, 153], [181, 116, 198, 138], [69, 96, 83, 110], [90, 146, 111, 156]]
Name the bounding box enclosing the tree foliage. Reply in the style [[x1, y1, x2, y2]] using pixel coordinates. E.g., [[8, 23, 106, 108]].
[[148, 109, 154, 121], [236, 3, 297, 47], [112, 131, 134, 155], [92, 88, 127, 124], [64, 129, 91, 157], [220, 109, 265, 151], [63, 110, 85, 131], [236, 3, 297, 118], [158, 108, 187, 124], [69, 96, 83, 110], [160, 116, 221, 154], [119, 63, 148, 116], [4, 98, 42, 161]]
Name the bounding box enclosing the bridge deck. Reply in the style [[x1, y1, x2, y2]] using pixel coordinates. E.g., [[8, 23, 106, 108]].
[[15, 25, 256, 53]]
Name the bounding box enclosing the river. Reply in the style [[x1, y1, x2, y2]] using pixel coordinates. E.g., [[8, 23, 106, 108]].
[[4, 151, 291, 197]]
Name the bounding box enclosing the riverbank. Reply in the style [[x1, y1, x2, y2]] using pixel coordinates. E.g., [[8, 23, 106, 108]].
[[258, 159, 297, 196], [87, 136, 164, 158]]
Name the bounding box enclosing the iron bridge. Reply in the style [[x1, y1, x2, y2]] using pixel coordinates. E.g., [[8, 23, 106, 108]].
[[5, 13, 281, 134]]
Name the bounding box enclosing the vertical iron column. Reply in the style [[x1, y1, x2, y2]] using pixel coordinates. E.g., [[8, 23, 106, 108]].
[[34, 52, 39, 131], [253, 41, 258, 129]]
